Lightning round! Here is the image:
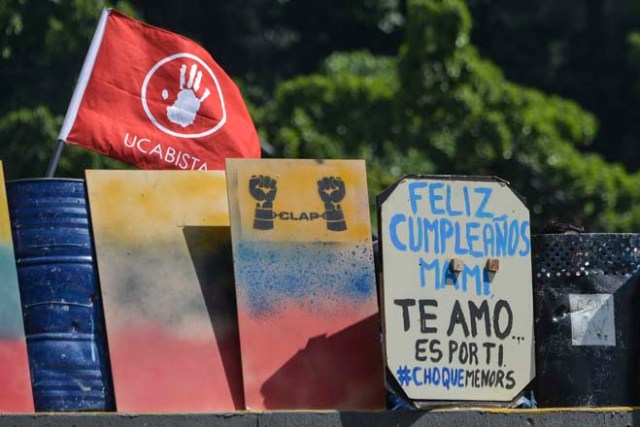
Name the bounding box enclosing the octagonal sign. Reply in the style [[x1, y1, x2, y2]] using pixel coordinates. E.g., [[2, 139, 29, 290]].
[[378, 176, 535, 402]]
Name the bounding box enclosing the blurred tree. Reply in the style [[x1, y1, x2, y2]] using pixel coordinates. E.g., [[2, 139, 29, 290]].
[[467, 0, 640, 171], [263, 0, 640, 232], [130, 0, 405, 98], [0, 0, 134, 179], [130, 0, 640, 176], [261, 50, 434, 209], [4, 0, 640, 231]]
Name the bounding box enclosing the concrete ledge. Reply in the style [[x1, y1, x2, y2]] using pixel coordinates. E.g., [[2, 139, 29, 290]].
[[1, 409, 640, 427]]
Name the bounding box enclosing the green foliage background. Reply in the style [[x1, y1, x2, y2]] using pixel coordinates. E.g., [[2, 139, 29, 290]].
[[0, 0, 134, 178], [2, 0, 640, 232]]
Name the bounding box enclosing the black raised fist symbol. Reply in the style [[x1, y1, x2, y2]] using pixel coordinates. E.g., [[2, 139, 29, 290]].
[[317, 176, 347, 232], [249, 175, 277, 230]]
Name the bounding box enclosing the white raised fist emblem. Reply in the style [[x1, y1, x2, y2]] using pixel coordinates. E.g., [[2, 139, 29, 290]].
[[163, 63, 211, 127]]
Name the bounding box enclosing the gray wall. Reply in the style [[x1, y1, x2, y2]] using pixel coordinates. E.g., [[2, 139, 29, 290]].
[[1, 410, 639, 427]]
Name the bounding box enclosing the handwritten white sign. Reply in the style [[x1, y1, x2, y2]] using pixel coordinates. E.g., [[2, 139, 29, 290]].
[[379, 176, 535, 402]]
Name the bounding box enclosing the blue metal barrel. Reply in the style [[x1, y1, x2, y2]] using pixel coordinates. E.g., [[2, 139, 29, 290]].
[[6, 179, 114, 412]]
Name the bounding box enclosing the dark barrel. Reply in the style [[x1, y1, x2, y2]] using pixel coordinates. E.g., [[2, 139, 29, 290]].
[[532, 233, 640, 407], [6, 179, 114, 411]]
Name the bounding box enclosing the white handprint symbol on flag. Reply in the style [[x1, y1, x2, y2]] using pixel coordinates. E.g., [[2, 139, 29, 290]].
[[164, 64, 211, 127]]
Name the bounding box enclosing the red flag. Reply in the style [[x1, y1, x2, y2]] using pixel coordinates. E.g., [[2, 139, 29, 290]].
[[58, 9, 260, 171]]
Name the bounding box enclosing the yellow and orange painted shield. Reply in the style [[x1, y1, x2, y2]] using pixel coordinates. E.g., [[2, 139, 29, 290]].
[[0, 161, 34, 413], [86, 170, 243, 412], [226, 159, 385, 410]]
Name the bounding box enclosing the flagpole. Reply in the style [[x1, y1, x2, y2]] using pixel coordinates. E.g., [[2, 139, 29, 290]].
[[51, 9, 109, 178], [45, 140, 66, 178]]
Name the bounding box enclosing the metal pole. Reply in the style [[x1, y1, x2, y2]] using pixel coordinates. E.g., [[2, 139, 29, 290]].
[[45, 140, 66, 178]]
